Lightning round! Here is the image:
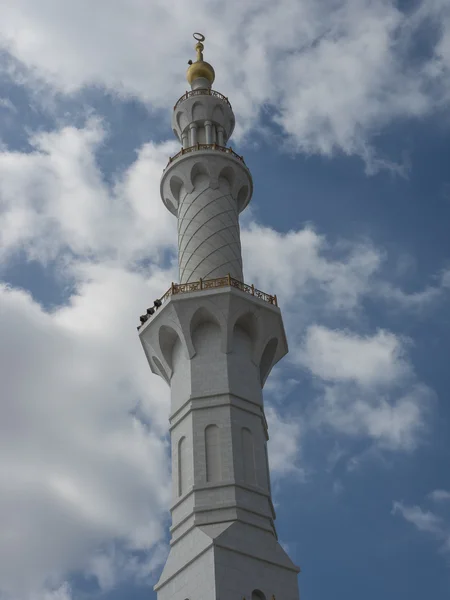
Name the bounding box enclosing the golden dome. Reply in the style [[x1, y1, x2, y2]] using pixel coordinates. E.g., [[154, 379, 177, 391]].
[[186, 33, 215, 86]]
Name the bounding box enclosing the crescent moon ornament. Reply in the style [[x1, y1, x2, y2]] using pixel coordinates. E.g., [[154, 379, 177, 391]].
[[186, 32, 215, 85]]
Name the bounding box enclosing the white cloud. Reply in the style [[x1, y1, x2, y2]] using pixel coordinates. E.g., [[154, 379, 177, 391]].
[[392, 502, 445, 535], [241, 227, 440, 455], [266, 406, 304, 480], [376, 267, 450, 311], [295, 326, 432, 451], [312, 382, 430, 451], [298, 326, 411, 387], [29, 583, 72, 600], [0, 96, 16, 112], [242, 224, 382, 315], [332, 480, 344, 496], [429, 489, 450, 502], [0, 0, 450, 168], [0, 272, 172, 599], [242, 225, 436, 454], [0, 119, 177, 266], [243, 225, 450, 317], [393, 496, 450, 559]]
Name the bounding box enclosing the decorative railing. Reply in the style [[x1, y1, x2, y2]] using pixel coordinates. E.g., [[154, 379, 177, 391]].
[[138, 275, 277, 328], [165, 143, 245, 170], [174, 88, 232, 110]]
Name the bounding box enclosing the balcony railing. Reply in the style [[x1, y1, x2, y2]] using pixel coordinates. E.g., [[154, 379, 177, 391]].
[[174, 88, 232, 111], [138, 275, 278, 329], [165, 143, 245, 170]]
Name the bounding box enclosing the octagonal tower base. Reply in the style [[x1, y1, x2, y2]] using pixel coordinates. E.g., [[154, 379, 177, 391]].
[[139, 283, 300, 600]]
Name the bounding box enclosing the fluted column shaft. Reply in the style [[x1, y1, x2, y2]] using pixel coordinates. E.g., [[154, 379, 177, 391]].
[[177, 173, 243, 283]]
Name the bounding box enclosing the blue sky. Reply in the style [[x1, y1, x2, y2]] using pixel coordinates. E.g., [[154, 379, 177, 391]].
[[1, 1, 450, 599]]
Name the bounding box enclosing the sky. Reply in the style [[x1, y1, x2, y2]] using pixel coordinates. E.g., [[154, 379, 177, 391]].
[[0, 1, 450, 599]]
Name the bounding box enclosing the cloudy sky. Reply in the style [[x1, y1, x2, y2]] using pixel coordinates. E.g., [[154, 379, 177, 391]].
[[1, 1, 450, 599]]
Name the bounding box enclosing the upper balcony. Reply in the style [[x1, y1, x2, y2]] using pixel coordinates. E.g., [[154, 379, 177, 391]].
[[160, 140, 253, 218], [137, 274, 278, 330], [164, 143, 245, 171], [172, 88, 235, 144], [174, 88, 232, 111]]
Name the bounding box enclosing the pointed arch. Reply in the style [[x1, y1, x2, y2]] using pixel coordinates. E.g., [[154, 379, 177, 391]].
[[191, 100, 206, 121], [232, 311, 258, 352], [159, 325, 180, 371], [212, 103, 225, 122], [189, 304, 226, 353], [172, 127, 180, 142], [218, 165, 235, 193], [190, 306, 221, 337], [237, 184, 250, 212], [189, 160, 210, 187], [169, 175, 184, 202], [176, 110, 188, 132], [164, 197, 177, 216]]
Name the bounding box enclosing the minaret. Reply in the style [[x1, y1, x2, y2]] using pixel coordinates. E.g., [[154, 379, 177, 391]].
[[138, 33, 300, 600]]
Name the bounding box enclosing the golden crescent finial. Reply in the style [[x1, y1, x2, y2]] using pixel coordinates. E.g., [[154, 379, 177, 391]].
[[193, 32, 205, 61], [186, 32, 215, 86]]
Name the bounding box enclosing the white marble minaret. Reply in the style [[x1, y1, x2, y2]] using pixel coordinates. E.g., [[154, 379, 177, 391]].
[[138, 33, 300, 600]]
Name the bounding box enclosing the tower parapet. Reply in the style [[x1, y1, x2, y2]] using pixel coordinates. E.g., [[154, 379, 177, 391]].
[[139, 33, 300, 600]]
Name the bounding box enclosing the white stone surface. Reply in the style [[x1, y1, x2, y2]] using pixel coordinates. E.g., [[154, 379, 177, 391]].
[[140, 287, 300, 599], [177, 173, 243, 282], [162, 74, 253, 283], [140, 71, 300, 600], [172, 90, 235, 144], [161, 151, 253, 283]]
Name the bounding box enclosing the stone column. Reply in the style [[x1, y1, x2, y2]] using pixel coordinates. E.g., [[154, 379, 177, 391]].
[[189, 123, 197, 146], [205, 120, 212, 144], [217, 126, 224, 146]]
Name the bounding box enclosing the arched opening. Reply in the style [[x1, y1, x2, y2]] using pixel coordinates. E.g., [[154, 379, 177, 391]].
[[191, 101, 205, 121], [237, 184, 249, 211], [241, 427, 256, 485], [233, 312, 257, 352], [205, 424, 221, 483], [190, 307, 222, 353], [218, 166, 235, 193], [159, 325, 180, 371], [176, 110, 187, 131], [212, 103, 224, 122], [260, 338, 278, 385], [164, 197, 177, 216], [189, 161, 209, 188], [169, 175, 183, 202], [252, 590, 267, 600]]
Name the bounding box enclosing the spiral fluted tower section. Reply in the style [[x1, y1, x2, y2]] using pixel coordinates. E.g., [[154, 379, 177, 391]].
[[161, 39, 253, 284], [177, 172, 243, 282]]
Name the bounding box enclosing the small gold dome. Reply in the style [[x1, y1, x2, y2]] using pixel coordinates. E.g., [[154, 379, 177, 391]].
[[186, 34, 215, 86], [187, 60, 215, 85]]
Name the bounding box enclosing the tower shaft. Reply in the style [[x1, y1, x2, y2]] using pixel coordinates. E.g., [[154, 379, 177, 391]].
[[139, 34, 300, 600]]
